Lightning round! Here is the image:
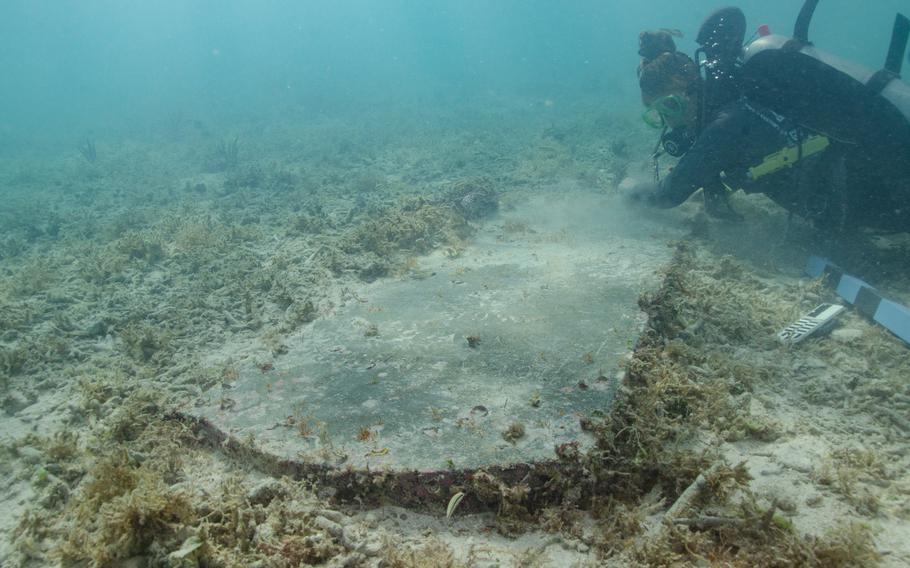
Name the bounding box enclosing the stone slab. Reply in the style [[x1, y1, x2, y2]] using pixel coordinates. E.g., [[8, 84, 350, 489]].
[[192, 192, 683, 471]]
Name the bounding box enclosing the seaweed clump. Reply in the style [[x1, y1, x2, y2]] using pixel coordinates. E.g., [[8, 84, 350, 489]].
[[381, 538, 464, 568], [55, 455, 195, 567], [115, 230, 166, 263], [119, 322, 171, 364], [209, 136, 240, 172], [346, 197, 472, 257], [443, 177, 498, 220], [51, 454, 348, 567], [18, 388, 351, 568], [631, 516, 879, 567], [335, 197, 473, 281], [578, 242, 882, 565]]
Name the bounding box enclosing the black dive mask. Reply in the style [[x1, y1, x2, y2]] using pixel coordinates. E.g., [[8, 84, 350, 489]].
[[661, 127, 695, 157]]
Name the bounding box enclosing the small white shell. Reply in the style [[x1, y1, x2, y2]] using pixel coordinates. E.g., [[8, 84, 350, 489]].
[[446, 491, 465, 520]]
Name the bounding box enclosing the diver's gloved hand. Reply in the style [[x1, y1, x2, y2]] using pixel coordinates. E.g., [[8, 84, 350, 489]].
[[703, 188, 744, 221], [619, 177, 659, 206]]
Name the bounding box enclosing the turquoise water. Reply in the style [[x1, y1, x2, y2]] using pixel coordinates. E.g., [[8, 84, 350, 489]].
[[2, 2, 909, 566], [1, 0, 905, 151]]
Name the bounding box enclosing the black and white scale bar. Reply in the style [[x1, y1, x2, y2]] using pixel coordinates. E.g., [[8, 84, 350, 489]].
[[807, 255, 910, 346]]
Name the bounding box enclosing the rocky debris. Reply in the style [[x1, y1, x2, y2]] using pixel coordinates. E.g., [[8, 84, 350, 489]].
[[443, 179, 498, 220], [16, 445, 44, 464], [3, 390, 33, 414], [246, 478, 286, 506], [832, 328, 864, 343]]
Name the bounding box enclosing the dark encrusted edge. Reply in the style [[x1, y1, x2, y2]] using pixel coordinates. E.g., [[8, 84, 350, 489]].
[[169, 409, 608, 514]]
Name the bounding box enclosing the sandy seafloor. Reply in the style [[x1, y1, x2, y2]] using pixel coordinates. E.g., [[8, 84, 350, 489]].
[[1, 97, 909, 567]]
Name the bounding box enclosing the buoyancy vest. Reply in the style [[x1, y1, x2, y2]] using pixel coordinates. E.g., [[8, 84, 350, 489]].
[[739, 34, 910, 180]]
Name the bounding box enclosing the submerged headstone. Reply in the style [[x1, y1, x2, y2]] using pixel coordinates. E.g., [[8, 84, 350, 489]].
[[192, 191, 684, 472]]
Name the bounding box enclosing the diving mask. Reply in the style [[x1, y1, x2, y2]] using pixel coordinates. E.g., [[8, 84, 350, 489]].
[[641, 94, 689, 129]]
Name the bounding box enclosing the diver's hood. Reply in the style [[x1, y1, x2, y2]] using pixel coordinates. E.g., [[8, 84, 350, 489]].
[[697, 7, 747, 64], [694, 7, 748, 123]]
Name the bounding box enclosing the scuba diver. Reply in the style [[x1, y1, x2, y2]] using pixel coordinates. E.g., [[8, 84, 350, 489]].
[[628, 1, 910, 234]]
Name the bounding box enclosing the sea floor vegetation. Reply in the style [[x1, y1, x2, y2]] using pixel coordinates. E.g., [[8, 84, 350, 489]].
[[1, 98, 909, 566]]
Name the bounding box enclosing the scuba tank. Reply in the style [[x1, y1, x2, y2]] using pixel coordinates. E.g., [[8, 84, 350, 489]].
[[734, 1, 910, 180]]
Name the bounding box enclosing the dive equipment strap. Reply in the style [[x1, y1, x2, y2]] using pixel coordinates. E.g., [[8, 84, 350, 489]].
[[782, 39, 809, 53], [806, 256, 910, 346], [866, 70, 900, 95], [866, 13, 909, 94], [781, 0, 819, 52], [793, 0, 820, 45], [747, 134, 829, 180], [651, 130, 665, 182], [884, 13, 908, 76]]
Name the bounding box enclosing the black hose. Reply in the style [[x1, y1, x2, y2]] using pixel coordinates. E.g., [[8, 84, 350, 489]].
[[794, 0, 820, 44]]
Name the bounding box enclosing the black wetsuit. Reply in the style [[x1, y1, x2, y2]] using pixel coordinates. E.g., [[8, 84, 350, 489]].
[[645, 31, 910, 233], [648, 96, 910, 232]]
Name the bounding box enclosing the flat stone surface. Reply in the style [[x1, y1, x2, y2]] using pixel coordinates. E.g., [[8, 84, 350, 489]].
[[193, 192, 684, 471]]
